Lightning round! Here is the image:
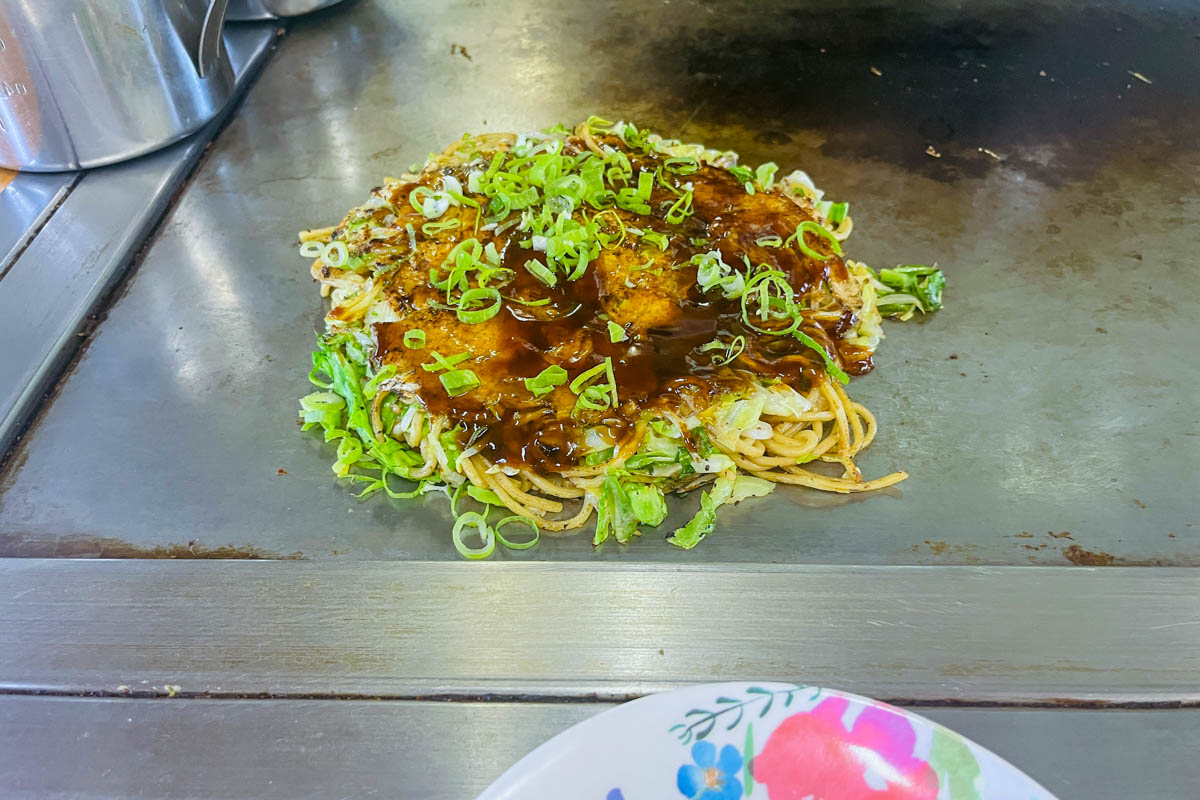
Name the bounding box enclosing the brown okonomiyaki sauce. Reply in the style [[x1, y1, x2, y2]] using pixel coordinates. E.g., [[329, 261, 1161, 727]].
[[366, 136, 869, 472]]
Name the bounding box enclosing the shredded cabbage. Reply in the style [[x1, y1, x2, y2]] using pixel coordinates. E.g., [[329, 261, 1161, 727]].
[[709, 394, 766, 452], [667, 471, 775, 549], [628, 484, 669, 527], [761, 384, 812, 417], [594, 474, 639, 545]]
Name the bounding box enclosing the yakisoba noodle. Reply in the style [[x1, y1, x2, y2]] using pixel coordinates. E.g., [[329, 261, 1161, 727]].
[[297, 118, 944, 556]]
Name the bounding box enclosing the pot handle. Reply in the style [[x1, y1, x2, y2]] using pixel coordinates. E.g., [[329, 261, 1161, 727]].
[[196, 0, 231, 78]]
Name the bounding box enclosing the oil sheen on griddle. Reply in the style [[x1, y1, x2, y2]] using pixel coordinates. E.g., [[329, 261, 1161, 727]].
[[372, 138, 871, 472]]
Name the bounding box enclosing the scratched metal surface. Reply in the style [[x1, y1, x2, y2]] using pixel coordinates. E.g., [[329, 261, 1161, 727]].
[[3, 560, 1199, 703], [2, 696, 1198, 799], [0, 26, 278, 461], [0, 171, 76, 273], [0, 0, 1197, 565]]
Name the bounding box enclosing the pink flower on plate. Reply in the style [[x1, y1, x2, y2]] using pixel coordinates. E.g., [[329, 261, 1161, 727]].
[[754, 696, 939, 799]]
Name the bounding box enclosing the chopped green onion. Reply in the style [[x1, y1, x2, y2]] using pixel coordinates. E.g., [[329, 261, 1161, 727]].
[[755, 235, 783, 247], [619, 123, 648, 149], [641, 231, 669, 251], [299, 240, 324, 258], [586, 115, 614, 133], [495, 515, 540, 549], [298, 390, 345, 430], [604, 147, 633, 184], [421, 351, 470, 373], [409, 185, 435, 215], [788, 220, 844, 261], [826, 202, 849, 225], [322, 240, 349, 268], [475, 265, 514, 287], [874, 264, 946, 313], [607, 320, 628, 343], [616, 173, 652, 214], [575, 385, 610, 411], [698, 335, 746, 366], [593, 209, 626, 248], [664, 156, 699, 174], [715, 338, 746, 366], [452, 511, 495, 559], [524, 364, 568, 398], [569, 357, 618, 415], [654, 166, 686, 196], [440, 368, 481, 397], [523, 257, 558, 287], [727, 165, 753, 184], [344, 254, 372, 273], [792, 330, 849, 384], [635, 170, 654, 200], [455, 287, 502, 324], [403, 329, 426, 349], [506, 185, 540, 208], [739, 268, 796, 331], [569, 363, 607, 393], [505, 294, 553, 307], [664, 190, 693, 224], [604, 357, 619, 404], [421, 218, 461, 236]]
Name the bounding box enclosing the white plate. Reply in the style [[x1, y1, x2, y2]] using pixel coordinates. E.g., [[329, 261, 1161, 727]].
[[480, 682, 1057, 800]]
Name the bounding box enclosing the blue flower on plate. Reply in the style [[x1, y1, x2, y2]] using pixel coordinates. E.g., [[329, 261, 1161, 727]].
[[606, 791, 625, 800], [677, 741, 743, 799]]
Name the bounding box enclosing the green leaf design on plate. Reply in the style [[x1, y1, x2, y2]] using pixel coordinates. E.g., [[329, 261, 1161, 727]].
[[929, 728, 982, 800], [669, 685, 806, 744]]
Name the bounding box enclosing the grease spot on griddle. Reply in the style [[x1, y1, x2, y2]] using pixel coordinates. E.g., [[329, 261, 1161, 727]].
[[646, 4, 1199, 184], [754, 130, 793, 145], [916, 539, 981, 563], [0, 533, 303, 560], [1062, 544, 1114, 566]]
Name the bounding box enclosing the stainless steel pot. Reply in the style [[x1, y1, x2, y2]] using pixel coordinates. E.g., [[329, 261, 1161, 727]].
[[227, 0, 346, 22], [0, 0, 233, 172]]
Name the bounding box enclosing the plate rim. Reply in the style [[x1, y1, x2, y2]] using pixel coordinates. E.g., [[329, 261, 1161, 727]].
[[479, 680, 1059, 800]]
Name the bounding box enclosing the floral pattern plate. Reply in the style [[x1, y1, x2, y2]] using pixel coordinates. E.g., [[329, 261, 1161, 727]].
[[478, 682, 1057, 800]]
